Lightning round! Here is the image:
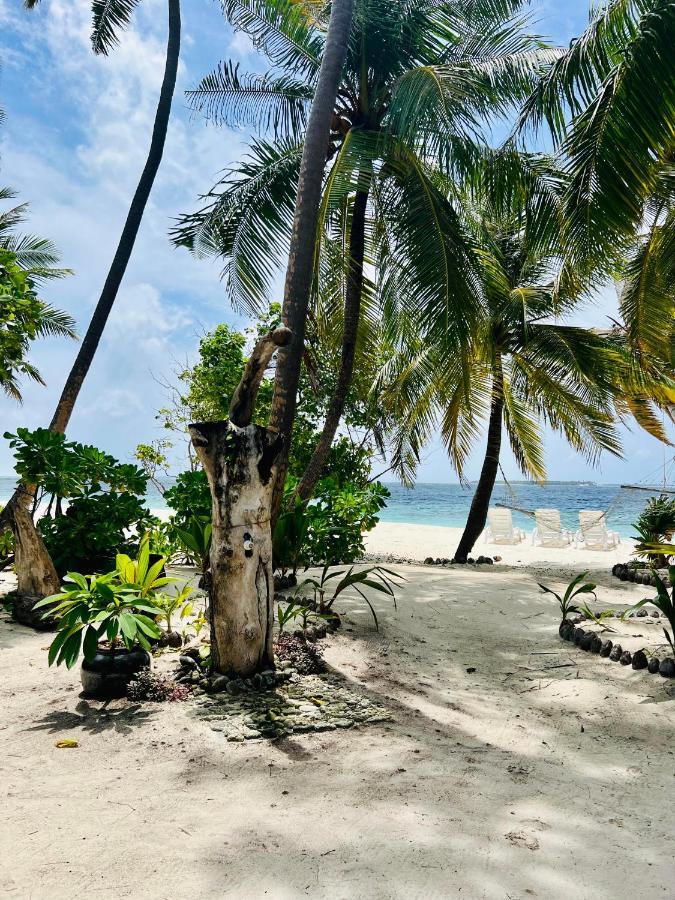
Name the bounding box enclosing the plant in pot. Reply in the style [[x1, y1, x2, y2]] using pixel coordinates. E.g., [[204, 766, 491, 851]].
[[36, 536, 169, 698]]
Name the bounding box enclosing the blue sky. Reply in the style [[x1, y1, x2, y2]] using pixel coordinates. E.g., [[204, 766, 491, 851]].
[[0, 0, 671, 484]]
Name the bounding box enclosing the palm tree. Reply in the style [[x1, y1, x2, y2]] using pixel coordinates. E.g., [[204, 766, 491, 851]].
[[519, 0, 675, 362], [26, 0, 183, 433], [174, 0, 559, 507], [379, 153, 673, 562], [1, 0, 181, 601]]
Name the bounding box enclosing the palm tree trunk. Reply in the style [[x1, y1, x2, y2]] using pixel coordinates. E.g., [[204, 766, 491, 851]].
[[268, 0, 354, 522], [50, 0, 181, 432], [296, 188, 368, 501], [453, 355, 503, 563], [0, 0, 181, 605]]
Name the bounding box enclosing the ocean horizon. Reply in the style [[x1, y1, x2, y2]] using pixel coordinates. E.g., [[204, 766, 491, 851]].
[[0, 477, 653, 538]]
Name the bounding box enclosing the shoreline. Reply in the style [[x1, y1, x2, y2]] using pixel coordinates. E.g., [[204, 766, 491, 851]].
[[363, 520, 633, 569]]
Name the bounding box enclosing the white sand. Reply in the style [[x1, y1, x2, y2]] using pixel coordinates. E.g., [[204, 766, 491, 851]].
[[365, 520, 632, 567], [2, 528, 674, 899]]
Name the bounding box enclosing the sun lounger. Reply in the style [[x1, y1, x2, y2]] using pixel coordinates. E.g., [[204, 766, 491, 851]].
[[575, 510, 620, 551], [484, 507, 526, 545], [532, 508, 573, 548]]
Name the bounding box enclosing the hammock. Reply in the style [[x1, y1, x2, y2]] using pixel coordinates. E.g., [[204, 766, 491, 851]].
[[494, 455, 675, 528]]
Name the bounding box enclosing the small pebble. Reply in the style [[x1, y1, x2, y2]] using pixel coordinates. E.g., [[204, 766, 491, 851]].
[[619, 651, 632, 666]]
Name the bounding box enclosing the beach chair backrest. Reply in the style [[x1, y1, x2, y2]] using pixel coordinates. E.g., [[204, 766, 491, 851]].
[[488, 507, 515, 539], [535, 508, 563, 543], [579, 510, 608, 543]]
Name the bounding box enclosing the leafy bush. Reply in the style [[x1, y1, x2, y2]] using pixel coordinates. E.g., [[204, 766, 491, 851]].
[[163, 469, 212, 527], [273, 478, 389, 572], [39, 491, 156, 577], [633, 495, 675, 563], [4, 428, 155, 576]]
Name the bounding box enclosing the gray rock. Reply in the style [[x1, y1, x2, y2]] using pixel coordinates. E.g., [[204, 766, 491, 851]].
[[609, 644, 623, 661], [659, 657, 675, 678], [211, 675, 229, 693], [648, 656, 661, 674], [651, 610, 660, 618], [225, 681, 240, 696], [573, 627, 586, 645], [619, 650, 632, 666], [179, 654, 199, 670], [632, 650, 648, 670], [590, 634, 602, 654], [636, 609, 648, 618], [599, 639, 613, 657]]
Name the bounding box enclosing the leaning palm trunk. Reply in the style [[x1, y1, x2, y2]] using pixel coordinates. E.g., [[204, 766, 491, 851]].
[[0, 0, 181, 602], [453, 357, 504, 563], [190, 328, 291, 676], [269, 0, 355, 522], [296, 188, 368, 500]]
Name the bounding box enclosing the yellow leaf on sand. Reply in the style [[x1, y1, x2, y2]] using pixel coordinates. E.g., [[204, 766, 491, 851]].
[[55, 739, 79, 749]]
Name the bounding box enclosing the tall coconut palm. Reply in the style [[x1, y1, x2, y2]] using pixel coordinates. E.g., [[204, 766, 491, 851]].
[[378, 152, 674, 562], [174, 0, 559, 508], [1, 0, 181, 601], [519, 0, 675, 362]]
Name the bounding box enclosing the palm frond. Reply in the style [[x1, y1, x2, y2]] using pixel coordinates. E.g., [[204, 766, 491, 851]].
[[186, 61, 313, 139], [220, 0, 323, 77], [171, 137, 303, 315], [91, 0, 141, 55]]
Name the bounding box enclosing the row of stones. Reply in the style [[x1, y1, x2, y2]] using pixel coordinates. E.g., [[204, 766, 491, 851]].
[[559, 620, 675, 678], [193, 674, 393, 741]]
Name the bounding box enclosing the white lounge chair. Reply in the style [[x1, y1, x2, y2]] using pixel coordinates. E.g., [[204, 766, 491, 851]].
[[575, 510, 620, 551], [484, 507, 526, 545], [532, 508, 573, 548]]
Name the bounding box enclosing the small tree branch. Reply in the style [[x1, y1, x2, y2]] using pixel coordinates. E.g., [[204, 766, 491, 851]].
[[229, 327, 292, 428]]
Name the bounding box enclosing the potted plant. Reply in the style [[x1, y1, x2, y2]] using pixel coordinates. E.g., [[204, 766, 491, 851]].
[[35, 536, 170, 697]]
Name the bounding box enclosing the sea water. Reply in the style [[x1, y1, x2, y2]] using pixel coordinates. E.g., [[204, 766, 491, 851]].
[[0, 477, 652, 539]]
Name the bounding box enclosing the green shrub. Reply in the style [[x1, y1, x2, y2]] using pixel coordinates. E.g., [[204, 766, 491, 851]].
[[39, 492, 157, 577], [163, 470, 211, 527], [4, 428, 155, 576], [633, 495, 675, 563]]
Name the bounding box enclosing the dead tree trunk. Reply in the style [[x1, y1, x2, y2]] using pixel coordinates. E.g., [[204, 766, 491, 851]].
[[189, 327, 291, 676]]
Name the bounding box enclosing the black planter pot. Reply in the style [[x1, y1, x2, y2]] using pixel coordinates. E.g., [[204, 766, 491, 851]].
[[81, 647, 151, 699]]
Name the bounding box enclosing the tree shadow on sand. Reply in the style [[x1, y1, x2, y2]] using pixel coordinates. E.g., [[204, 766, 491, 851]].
[[25, 699, 156, 736]]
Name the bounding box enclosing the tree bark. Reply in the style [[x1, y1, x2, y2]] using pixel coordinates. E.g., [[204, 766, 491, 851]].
[[0, 0, 181, 602], [453, 356, 504, 563], [190, 328, 290, 676], [269, 0, 354, 522], [296, 188, 368, 501]]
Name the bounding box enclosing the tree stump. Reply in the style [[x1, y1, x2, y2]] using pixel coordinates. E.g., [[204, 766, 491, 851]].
[[188, 326, 291, 677]]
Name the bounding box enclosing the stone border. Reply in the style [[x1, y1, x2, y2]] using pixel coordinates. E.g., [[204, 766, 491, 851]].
[[558, 619, 675, 678]]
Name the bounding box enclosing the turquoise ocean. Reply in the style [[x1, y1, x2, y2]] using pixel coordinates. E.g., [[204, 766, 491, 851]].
[[0, 477, 653, 539]]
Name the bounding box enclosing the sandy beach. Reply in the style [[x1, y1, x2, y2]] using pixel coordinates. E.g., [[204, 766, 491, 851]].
[[364, 520, 632, 568], [2, 518, 674, 899]]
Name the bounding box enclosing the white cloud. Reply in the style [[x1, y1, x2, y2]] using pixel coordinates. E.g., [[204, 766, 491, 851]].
[[0, 0, 252, 471]]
